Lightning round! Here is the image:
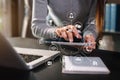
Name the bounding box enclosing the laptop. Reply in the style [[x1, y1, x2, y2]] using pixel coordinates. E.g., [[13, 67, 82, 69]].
[[0, 33, 60, 70]]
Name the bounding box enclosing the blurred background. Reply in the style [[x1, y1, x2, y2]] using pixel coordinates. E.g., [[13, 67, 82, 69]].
[[0, 0, 120, 52], [0, 0, 32, 38], [0, 0, 119, 37]]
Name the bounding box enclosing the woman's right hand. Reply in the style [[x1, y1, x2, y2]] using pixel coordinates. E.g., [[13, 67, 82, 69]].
[[55, 25, 82, 42]]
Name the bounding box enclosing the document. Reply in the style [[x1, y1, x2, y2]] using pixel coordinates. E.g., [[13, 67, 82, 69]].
[[62, 56, 110, 74]]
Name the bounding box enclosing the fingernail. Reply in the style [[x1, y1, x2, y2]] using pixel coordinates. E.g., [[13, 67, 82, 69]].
[[76, 35, 79, 38], [77, 35, 81, 39], [78, 30, 81, 33], [69, 39, 73, 42]]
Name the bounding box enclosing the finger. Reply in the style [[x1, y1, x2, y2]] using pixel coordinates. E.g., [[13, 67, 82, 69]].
[[72, 27, 82, 39], [91, 42, 96, 49], [89, 41, 96, 48], [61, 30, 68, 41], [87, 42, 96, 49], [67, 25, 81, 39], [83, 42, 96, 52], [85, 34, 95, 42], [55, 28, 62, 37], [66, 30, 73, 42]]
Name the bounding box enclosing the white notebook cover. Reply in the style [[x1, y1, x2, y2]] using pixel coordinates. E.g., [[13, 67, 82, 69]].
[[62, 56, 110, 74]]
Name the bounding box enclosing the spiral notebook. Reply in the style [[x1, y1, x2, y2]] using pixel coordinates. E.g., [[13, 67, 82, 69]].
[[62, 56, 110, 74]]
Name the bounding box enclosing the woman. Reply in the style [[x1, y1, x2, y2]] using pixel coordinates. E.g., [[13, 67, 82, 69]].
[[31, 0, 105, 52]]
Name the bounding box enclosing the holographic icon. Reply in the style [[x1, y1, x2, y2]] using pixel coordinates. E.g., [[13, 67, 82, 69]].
[[49, 44, 58, 51], [66, 11, 76, 25], [69, 12, 74, 19]]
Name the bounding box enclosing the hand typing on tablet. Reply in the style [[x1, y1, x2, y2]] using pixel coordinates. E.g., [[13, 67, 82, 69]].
[[55, 25, 82, 42]]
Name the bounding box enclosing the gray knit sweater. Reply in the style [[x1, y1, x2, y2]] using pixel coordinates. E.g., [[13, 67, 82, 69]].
[[31, 0, 98, 40]]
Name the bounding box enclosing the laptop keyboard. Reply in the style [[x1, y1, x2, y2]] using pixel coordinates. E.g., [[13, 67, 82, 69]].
[[19, 54, 42, 63]]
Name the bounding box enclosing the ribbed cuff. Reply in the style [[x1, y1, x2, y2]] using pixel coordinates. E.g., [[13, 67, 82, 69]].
[[49, 27, 59, 39], [83, 31, 95, 40]]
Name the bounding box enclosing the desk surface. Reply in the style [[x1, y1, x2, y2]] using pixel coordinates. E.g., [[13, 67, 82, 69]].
[[1, 37, 120, 80], [99, 34, 120, 52]]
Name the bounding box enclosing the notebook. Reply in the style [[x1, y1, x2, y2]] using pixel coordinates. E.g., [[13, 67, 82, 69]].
[[0, 33, 60, 70], [62, 56, 110, 74]]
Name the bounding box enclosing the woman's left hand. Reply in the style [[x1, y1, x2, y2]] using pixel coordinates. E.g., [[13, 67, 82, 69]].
[[83, 34, 96, 52]]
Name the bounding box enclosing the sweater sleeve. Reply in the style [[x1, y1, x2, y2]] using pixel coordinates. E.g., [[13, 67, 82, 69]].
[[31, 0, 57, 39], [83, 0, 98, 40]]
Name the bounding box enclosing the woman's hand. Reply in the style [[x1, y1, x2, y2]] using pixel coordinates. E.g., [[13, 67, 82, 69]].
[[55, 25, 82, 42], [83, 34, 96, 52]]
